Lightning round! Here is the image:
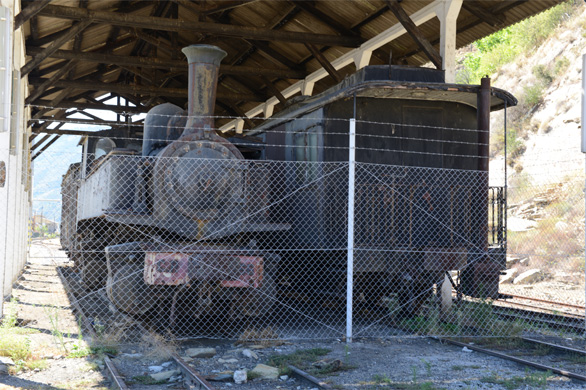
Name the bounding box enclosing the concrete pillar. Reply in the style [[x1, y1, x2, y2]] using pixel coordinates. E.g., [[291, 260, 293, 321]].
[[436, 0, 463, 83]]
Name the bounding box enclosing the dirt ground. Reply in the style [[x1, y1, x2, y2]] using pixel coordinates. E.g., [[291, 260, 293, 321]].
[[0, 239, 585, 390]]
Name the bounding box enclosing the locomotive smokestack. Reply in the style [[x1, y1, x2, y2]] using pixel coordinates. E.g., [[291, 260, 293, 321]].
[[181, 44, 227, 138]]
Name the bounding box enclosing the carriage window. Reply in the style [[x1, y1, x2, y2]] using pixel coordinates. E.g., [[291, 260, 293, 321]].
[[95, 138, 116, 158]]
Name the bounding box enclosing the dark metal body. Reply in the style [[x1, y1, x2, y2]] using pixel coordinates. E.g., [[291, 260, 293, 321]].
[[60, 56, 516, 321]]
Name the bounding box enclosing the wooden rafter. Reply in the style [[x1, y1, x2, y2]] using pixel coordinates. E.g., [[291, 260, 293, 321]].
[[28, 77, 266, 101], [305, 44, 342, 83], [293, 1, 359, 37], [32, 135, 62, 161], [25, 47, 307, 79], [37, 4, 363, 47], [261, 77, 287, 106], [21, 19, 92, 76], [14, 0, 51, 30], [462, 0, 506, 27], [398, 0, 524, 65], [25, 60, 77, 104], [201, 0, 260, 16], [385, 0, 442, 69], [32, 100, 146, 114], [31, 135, 61, 161]]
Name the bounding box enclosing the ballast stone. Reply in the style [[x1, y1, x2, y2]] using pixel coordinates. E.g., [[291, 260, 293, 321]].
[[185, 347, 217, 358], [513, 269, 542, 284], [251, 364, 279, 379]]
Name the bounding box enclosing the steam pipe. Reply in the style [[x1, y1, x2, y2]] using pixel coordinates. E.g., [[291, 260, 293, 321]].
[[181, 44, 227, 139]]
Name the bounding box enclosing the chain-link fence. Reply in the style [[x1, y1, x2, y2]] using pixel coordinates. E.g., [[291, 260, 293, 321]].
[[8, 113, 583, 343]]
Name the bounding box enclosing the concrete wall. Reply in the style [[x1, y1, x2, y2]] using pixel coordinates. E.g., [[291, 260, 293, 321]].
[[0, 0, 31, 316]]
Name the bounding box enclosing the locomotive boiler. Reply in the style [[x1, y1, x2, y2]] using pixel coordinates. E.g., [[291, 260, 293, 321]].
[[61, 43, 515, 324]]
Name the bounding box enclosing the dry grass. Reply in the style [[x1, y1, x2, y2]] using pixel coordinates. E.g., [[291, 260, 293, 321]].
[[140, 331, 179, 361], [236, 327, 286, 347]]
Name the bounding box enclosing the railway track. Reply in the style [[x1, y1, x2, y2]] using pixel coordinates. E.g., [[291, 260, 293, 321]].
[[56, 266, 216, 390], [493, 294, 585, 319], [457, 296, 586, 335], [433, 336, 586, 383]]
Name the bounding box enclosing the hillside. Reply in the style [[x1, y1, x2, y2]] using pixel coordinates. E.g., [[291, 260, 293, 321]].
[[487, 3, 585, 188], [462, 1, 586, 304]]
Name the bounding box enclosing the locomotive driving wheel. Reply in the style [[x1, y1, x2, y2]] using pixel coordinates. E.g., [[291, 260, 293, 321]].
[[106, 263, 156, 316], [397, 270, 444, 318], [229, 255, 278, 319]]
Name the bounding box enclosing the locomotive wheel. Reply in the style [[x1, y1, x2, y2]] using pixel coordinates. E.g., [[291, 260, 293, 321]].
[[397, 271, 443, 318], [106, 264, 155, 315], [231, 272, 276, 318], [80, 254, 107, 291], [230, 255, 277, 318]]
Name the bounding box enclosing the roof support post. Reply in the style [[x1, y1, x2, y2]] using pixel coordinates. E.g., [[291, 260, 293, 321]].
[[263, 102, 275, 118], [301, 80, 314, 96], [436, 0, 462, 83], [353, 50, 372, 70], [385, 0, 442, 69]]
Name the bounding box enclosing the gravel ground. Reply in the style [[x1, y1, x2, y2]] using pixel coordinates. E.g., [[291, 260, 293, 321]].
[[1, 239, 585, 390]]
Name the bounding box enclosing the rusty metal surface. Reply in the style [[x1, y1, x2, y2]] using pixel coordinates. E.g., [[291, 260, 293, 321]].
[[144, 248, 264, 288], [172, 354, 216, 390]]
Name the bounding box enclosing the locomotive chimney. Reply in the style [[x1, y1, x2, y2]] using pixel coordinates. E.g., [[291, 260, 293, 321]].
[[181, 44, 227, 139]]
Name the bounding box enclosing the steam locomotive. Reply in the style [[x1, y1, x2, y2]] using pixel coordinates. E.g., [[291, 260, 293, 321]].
[[61, 44, 515, 324]]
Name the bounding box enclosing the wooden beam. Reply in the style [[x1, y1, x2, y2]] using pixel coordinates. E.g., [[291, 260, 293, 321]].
[[171, 0, 203, 17], [398, 1, 523, 65], [32, 135, 62, 161], [247, 39, 301, 70], [32, 116, 141, 128], [37, 4, 363, 47], [33, 99, 147, 114], [14, 0, 52, 30], [385, 0, 442, 69], [28, 77, 266, 101], [31, 128, 113, 137], [293, 1, 359, 37], [29, 87, 73, 127], [21, 19, 92, 76], [201, 0, 260, 15], [261, 76, 287, 106], [305, 44, 342, 83], [217, 101, 255, 128], [462, 0, 506, 27], [25, 60, 77, 104], [31, 134, 53, 151], [131, 29, 175, 56], [25, 47, 307, 79]]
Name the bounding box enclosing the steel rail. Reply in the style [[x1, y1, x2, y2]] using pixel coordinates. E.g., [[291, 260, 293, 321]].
[[172, 353, 216, 390], [491, 306, 586, 334], [287, 364, 332, 389], [57, 267, 217, 390], [492, 299, 584, 319], [521, 337, 586, 356], [432, 337, 586, 382], [56, 267, 129, 390], [503, 294, 585, 311]]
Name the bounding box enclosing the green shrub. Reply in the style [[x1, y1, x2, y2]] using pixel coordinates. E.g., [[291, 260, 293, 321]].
[[457, 1, 578, 85]]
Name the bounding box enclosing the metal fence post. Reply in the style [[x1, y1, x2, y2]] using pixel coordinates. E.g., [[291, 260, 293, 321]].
[[347, 118, 356, 343], [581, 53, 586, 338]]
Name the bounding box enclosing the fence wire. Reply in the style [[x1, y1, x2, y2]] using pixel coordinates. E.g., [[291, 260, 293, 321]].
[[18, 132, 585, 342]]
